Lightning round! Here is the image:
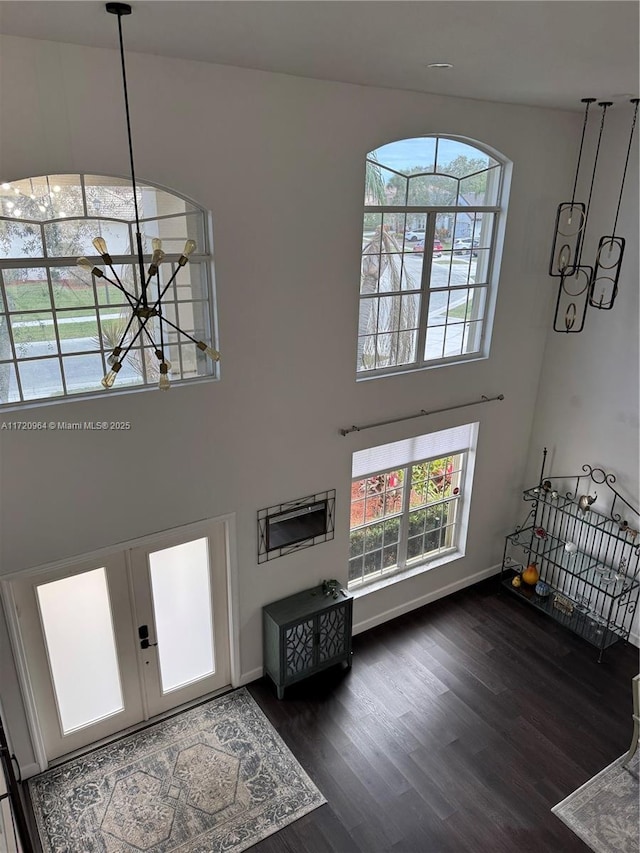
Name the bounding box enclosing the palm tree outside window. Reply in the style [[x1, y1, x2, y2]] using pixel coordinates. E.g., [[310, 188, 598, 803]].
[[358, 136, 507, 375]]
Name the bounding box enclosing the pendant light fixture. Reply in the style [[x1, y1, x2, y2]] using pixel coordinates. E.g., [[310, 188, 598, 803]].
[[548, 98, 595, 279], [78, 3, 220, 391], [589, 98, 639, 310], [551, 100, 611, 333]]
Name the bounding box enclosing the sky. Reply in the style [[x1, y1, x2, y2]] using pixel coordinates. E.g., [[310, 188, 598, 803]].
[[370, 137, 496, 175]]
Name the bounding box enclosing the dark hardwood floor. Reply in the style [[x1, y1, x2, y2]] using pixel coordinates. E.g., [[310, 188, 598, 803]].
[[248, 578, 639, 853]]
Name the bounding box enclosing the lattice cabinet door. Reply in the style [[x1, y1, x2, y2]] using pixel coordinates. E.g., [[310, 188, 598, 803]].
[[317, 607, 347, 663], [284, 619, 315, 677], [263, 585, 353, 699]]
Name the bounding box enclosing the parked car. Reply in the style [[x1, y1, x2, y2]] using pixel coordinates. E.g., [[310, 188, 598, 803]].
[[453, 239, 479, 256], [405, 230, 426, 243], [412, 240, 443, 258]]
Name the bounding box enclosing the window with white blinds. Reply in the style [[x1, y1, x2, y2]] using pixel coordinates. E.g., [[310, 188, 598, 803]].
[[349, 423, 478, 590]]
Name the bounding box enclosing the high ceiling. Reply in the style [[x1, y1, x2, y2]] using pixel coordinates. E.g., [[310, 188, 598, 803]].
[[0, 1, 638, 110]]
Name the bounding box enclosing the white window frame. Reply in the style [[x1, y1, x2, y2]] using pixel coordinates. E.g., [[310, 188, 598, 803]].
[[0, 174, 218, 409], [349, 424, 478, 592], [357, 135, 507, 378]]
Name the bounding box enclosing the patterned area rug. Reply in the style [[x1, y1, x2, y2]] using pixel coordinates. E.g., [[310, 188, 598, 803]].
[[552, 752, 639, 853], [29, 688, 325, 852]]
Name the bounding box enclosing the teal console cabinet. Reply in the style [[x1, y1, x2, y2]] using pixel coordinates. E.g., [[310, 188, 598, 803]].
[[263, 585, 353, 699]]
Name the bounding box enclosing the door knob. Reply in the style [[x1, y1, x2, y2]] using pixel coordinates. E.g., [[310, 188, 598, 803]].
[[138, 624, 158, 649]]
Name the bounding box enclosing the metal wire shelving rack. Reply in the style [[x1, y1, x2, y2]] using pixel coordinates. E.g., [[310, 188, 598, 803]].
[[500, 451, 639, 662]]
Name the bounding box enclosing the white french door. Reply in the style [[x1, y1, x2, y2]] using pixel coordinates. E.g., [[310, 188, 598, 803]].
[[129, 526, 230, 718], [10, 521, 230, 763]]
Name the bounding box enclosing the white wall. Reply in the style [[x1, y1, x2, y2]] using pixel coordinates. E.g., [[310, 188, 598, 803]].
[[526, 105, 639, 503], [0, 35, 580, 770]]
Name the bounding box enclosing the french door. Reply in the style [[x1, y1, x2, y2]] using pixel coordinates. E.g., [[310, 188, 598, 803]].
[[10, 521, 230, 762]]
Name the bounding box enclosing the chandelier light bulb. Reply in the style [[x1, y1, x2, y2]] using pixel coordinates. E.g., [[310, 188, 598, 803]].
[[154, 349, 171, 370], [107, 346, 123, 366], [5, 202, 13, 209], [1, 183, 10, 190], [92, 236, 109, 256], [77, 257, 104, 278], [53, 185, 61, 192], [151, 237, 163, 252], [158, 362, 170, 391], [178, 240, 197, 267], [101, 362, 121, 389], [148, 248, 165, 274], [38, 205, 46, 212], [197, 341, 220, 361]]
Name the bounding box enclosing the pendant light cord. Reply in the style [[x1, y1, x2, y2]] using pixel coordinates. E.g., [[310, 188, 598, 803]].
[[578, 101, 611, 264], [611, 99, 639, 237], [570, 99, 595, 206], [115, 9, 148, 305]]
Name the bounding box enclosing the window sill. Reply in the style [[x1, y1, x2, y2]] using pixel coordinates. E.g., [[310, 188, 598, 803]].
[[349, 549, 463, 599], [355, 353, 488, 382]]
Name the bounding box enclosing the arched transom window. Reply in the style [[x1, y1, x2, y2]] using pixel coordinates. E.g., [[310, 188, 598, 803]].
[[0, 174, 217, 406], [358, 136, 506, 375]]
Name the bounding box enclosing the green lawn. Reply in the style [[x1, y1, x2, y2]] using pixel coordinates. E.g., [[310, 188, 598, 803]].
[[4, 280, 127, 311], [5, 282, 125, 343], [12, 320, 99, 344]]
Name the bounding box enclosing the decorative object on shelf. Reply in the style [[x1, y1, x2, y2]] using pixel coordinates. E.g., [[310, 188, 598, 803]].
[[511, 575, 522, 588], [594, 565, 616, 585], [257, 490, 336, 563], [578, 493, 597, 513], [553, 593, 576, 616], [550, 490, 559, 500], [549, 98, 639, 333], [619, 520, 639, 540], [534, 527, 548, 539], [321, 579, 342, 599], [80, 3, 219, 392], [521, 562, 540, 586], [542, 480, 553, 492], [500, 447, 640, 661], [535, 580, 552, 598]]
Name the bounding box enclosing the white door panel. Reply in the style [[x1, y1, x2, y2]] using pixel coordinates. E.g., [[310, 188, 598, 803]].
[[10, 520, 231, 763], [130, 522, 230, 716], [12, 555, 143, 761]]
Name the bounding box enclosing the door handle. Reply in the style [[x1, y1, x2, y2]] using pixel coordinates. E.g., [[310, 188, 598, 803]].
[[138, 624, 158, 650]]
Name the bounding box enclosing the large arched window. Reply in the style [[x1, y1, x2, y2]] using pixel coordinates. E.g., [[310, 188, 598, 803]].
[[358, 136, 506, 375], [0, 174, 217, 406]]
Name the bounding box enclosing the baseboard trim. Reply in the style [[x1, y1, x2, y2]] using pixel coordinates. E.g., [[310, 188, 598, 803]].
[[19, 761, 40, 780], [353, 563, 501, 636], [237, 666, 263, 686]]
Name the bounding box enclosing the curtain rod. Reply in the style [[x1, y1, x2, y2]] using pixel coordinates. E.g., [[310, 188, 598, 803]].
[[339, 394, 504, 436]]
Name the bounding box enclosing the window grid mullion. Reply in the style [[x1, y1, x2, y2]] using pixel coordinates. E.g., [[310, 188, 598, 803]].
[[397, 466, 412, 569], [0, 271, 24, 402], [416, 213, 437, 365], [45, 266, 68, 396]]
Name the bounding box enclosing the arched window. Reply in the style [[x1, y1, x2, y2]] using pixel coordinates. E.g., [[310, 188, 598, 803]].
[[0, 174, 217, 406], [358, 136, 507, 374]]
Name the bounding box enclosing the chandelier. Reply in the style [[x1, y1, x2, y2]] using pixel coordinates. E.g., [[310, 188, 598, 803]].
[[78, 2, 219, 390]]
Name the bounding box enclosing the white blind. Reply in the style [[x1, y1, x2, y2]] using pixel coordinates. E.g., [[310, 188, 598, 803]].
[[352, 422, 478, 479]]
